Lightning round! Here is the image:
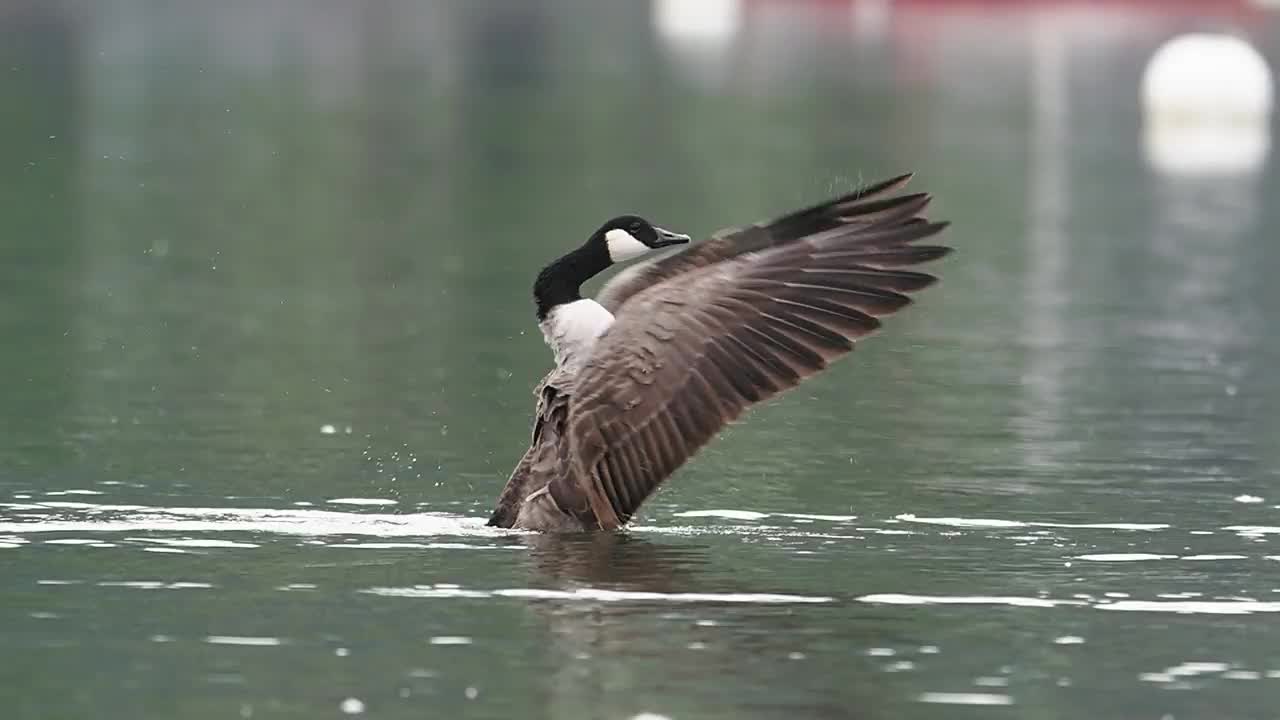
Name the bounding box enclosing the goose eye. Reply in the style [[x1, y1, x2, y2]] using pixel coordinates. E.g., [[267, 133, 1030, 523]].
[[629, 221, 643, 231]]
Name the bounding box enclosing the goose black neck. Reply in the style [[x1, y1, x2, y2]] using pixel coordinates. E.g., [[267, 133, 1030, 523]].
[[534, 236, 611, 321]]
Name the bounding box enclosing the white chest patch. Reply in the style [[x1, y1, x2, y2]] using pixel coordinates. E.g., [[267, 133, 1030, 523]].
[[540, 299, 615, 368]]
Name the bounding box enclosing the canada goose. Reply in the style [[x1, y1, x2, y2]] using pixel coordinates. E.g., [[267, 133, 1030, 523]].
[[487, 174, 951, 532]]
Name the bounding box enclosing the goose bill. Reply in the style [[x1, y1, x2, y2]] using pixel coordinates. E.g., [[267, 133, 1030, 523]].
[[653, 228, 691, 247]]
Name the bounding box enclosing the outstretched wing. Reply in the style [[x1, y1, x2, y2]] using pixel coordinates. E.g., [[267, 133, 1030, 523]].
[[593, 173, 920, 315], [553, 192, 950, 529]]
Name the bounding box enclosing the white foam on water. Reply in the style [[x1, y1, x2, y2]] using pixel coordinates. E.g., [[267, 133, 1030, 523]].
[[856, 592, 1280, 616], [326, 498, 398, 506], [0, 502, 491, 538], [896, 515, 1024, 528], [1227, 526, 1280, 537], [1141, 661, 1233, 683], [917, 692, 1012, 706], [329, 542, 514, 551], [858, 594, 1079, 608], [671, 509, 769, 520], [777, 513, 856, 522], [205, 636, 284, 646], [896, 514, 1168, 531], [364, 586, 490, 599], [632, 520, 864, 540], [129, 537, 260, 549], [1075, 554, 1254, 563], [23, 502, 147, 510], [497, 588, 832, 603], [1103, 601, 1280, 614], [1075, 554, 1178, 562], [428, 636, 473, 645], [97, 576, 212, 589], [331, 542, 427, 549], [363, 585, 832, 604]]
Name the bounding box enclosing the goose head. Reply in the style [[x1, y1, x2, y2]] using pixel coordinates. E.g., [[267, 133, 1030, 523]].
[[532, 214, 692, 322], [595, 215, 691, 263]]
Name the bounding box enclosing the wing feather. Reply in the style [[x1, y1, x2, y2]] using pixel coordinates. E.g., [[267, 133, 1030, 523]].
[[593, 174, 925, 314], [551, 182, 950, 528]]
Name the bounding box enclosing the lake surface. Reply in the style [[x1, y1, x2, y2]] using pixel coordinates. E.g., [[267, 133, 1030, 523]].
[[3, 2, 1280, 718]]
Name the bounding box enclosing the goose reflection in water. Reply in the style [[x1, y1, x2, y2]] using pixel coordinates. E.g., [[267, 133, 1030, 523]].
[[509, 533, 885, 720]]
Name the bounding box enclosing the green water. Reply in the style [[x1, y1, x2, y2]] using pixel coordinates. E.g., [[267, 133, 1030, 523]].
[[4, 2, 1280, 718]]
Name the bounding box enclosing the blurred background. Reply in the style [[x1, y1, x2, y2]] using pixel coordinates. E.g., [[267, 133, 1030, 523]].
[[2, 1, 1280, 719]]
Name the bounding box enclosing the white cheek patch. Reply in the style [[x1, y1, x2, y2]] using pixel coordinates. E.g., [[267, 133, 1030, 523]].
[[605, 228, 651, 262]]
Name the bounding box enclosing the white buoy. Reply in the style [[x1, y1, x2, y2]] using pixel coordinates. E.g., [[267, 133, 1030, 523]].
[[1141, 33, 1274, 175], [653, 0, 741, 46], [652, 0, 742, 89]]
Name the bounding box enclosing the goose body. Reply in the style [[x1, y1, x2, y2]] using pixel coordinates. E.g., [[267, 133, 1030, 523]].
[[487, 175, 952, 531]]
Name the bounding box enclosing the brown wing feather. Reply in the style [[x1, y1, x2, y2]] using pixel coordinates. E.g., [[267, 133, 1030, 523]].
[[487, 373, 595, 528], [556, 198, 951, 528], [594, 174, 919, 315]]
